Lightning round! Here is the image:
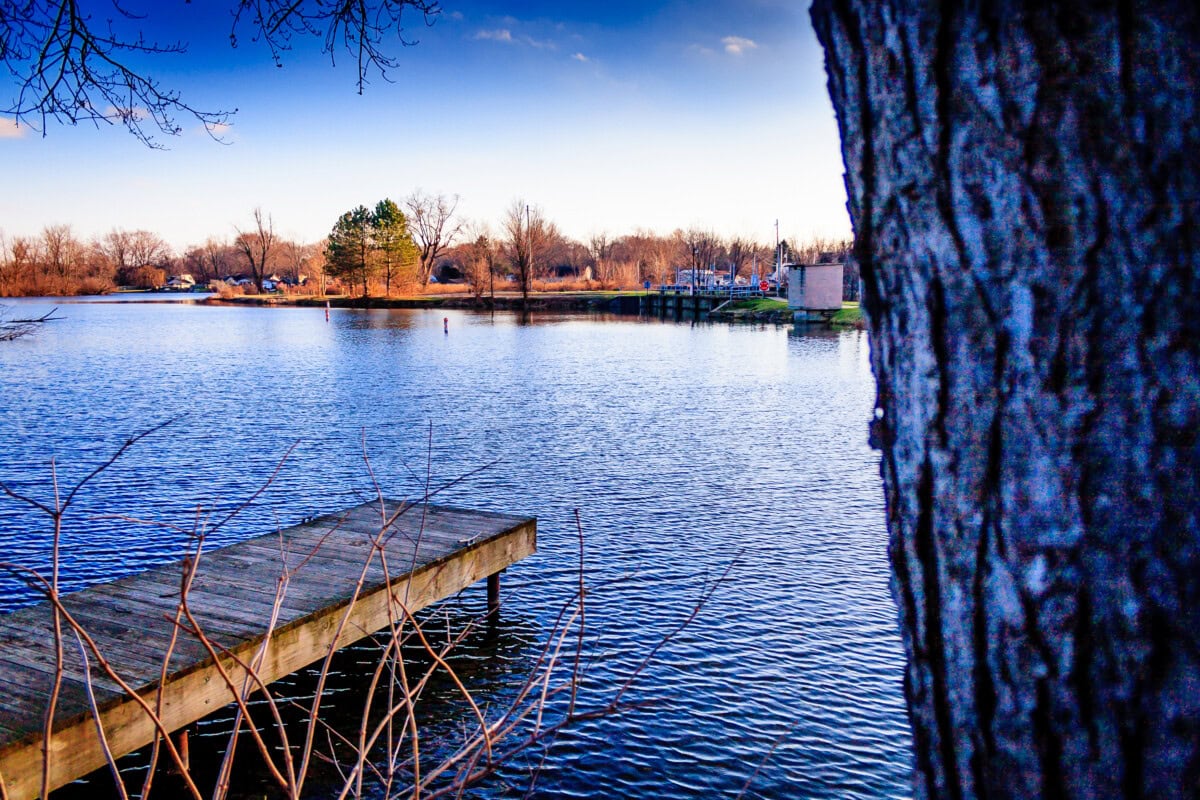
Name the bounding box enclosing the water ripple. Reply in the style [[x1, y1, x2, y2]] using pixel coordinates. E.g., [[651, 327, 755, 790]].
[[0, 302, 910, 799]]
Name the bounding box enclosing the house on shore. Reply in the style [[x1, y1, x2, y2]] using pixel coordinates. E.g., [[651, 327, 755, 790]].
[[163, 274, 196, 291]]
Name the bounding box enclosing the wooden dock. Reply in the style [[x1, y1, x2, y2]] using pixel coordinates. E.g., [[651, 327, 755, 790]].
[[0, 501, 536, 800]]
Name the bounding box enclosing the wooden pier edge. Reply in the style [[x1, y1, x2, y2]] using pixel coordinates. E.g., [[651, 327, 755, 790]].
[[0, 503, 536, 800]]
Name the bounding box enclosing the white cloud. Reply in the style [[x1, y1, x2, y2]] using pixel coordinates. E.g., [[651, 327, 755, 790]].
[[722, 36, 758, 56], [475, 27, 557, 50], [474, 19, 557, 50], [0, 120, 27, 139], [195, 121, 233, 140], [572, 52, 589, 62], [475, 28, 514, 43]]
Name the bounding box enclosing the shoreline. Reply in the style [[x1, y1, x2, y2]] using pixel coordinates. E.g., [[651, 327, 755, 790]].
[[6, 290, 863, 326], [205, 292, 864, 327], [203, 291, 622, 313]]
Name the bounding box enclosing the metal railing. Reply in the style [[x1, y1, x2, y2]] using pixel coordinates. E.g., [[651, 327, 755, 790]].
[[655, 284, 780, 298]]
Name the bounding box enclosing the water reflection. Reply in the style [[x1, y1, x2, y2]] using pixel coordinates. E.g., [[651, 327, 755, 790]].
[[788, 324, 844, 341]]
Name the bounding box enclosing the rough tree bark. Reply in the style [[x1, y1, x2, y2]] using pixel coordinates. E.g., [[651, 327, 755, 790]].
[[810, 3, 1199, 798]]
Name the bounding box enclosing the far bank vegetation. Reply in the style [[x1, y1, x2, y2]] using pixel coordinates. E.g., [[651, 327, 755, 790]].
[[1, 191, 853, 300]]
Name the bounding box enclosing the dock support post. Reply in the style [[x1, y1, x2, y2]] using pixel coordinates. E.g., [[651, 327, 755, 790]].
[[487, 571, 502, 617], [177, 729, 189, 772], [162, 727, 190, 777]]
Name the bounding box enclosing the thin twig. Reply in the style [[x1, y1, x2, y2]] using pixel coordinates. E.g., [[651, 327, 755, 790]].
[[568, 509, 586, 718], [59, 418, 176, 512], [172, 543, 295, 796], [0, 429, 740, 800], [735, 721, 801, 800], [1, 563, 203, 799], [71, 629, 130, 800], [204, 439, 300, 536]]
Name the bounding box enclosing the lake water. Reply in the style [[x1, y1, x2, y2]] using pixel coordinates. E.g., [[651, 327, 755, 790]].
[[0, 297, 911, 799]]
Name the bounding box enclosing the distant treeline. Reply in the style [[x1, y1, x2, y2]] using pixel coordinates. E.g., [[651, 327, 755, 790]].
[[1, 206, 855, 298], [0, 225, 321, 297]]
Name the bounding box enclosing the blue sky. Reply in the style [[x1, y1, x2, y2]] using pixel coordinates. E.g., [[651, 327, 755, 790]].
[[1, 1, 849, 251]]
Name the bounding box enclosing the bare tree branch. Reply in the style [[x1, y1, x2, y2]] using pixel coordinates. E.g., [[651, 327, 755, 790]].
[[0, 304, 61, 342], [231, 0, 440, 94], [2, 1, 441, 145], [2, 0, 227, 146]]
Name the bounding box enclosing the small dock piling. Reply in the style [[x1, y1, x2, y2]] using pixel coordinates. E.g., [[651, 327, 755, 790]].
[[0, 501, 536, 800]]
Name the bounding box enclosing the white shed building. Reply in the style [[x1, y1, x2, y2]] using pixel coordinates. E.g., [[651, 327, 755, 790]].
[[787, 257, 844, 312]]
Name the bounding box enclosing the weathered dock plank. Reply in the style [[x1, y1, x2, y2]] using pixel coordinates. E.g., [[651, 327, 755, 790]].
[[0, 501, 535, 800]]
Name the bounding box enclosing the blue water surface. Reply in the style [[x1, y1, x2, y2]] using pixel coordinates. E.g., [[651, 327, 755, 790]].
[[0, 298, 911, 799]]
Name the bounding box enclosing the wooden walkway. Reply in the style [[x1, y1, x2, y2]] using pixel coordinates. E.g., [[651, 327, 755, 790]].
[[0, 501, 536, 800]]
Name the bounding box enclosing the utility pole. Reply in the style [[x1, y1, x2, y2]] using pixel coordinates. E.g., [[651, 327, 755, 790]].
[[775, 219, 781, 289], [691, 245, 697, 295]]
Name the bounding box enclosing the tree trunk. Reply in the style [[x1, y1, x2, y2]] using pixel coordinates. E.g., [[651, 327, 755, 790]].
[[810, 3, 1199, 798]]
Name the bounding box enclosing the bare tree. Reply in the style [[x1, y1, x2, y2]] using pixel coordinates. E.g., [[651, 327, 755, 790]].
[[538, 224, 582, 282], [812, 3, 1199, 798], [100, 231, 133, 278], [500, 200, 549, 310], [308, 242, 329, 295], [585, 231, 616, 284], [404, 190, 462, 286], [0, 233, 41, 297], [234, 209, 278, 292], [459, 222, 497, 301], [104, 230, 172, 285], [674, 228, 721, 287], [624, 229, 676, 285], [726, 236, 758, 283], [127, 231, 172, 269], [0, 233, 12, 297], [0, 227, 115, 295], [180, 238, 236, 284], [278, 240, 319, 286], [2, 1, 440, 146], [201, 238, 239, 283], [41, 225, 77, 282]]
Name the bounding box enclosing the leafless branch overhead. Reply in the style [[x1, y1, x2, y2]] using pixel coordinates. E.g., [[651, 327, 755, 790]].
[[1, 0, 441, 145]]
